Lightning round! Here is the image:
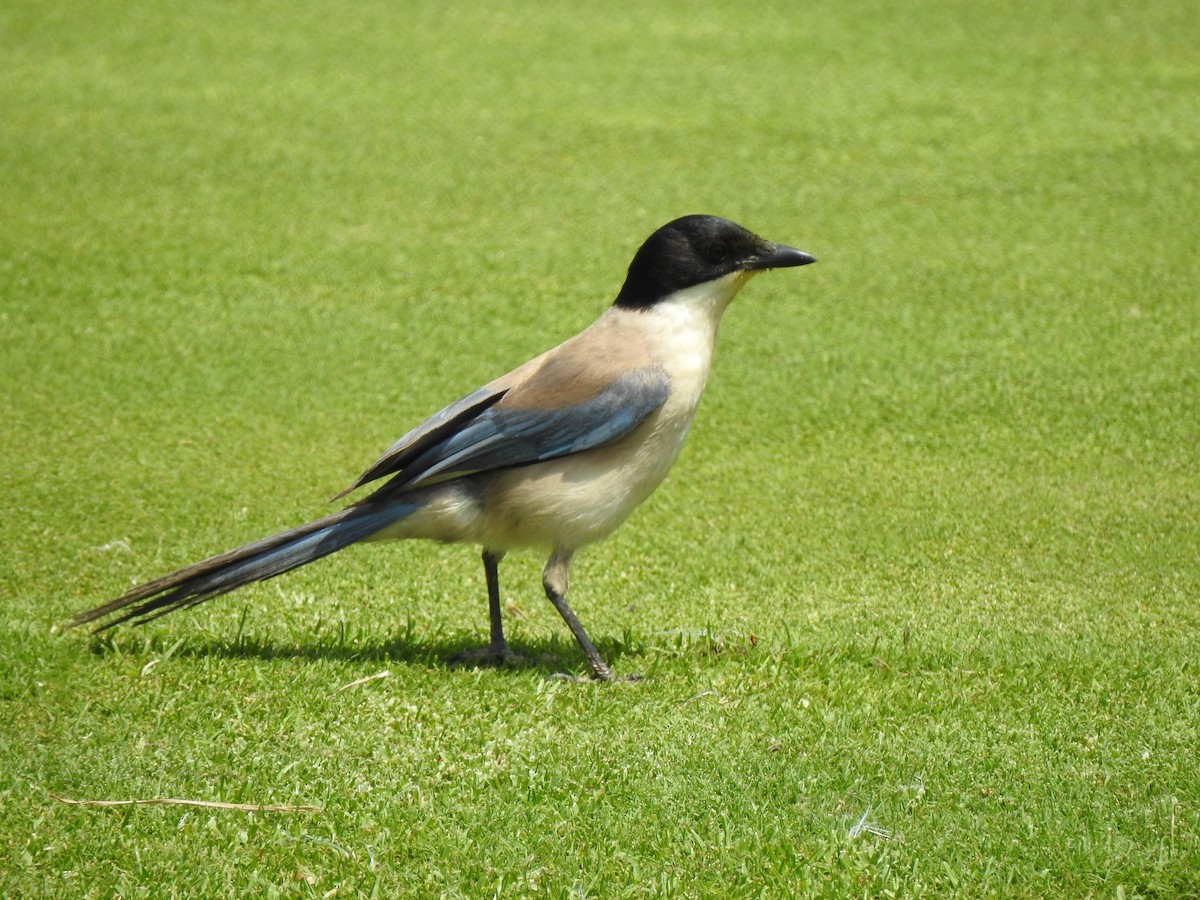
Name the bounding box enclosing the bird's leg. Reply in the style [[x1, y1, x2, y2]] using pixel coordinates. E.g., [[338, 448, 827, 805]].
[[453, 549, 522, 667], [483, 548, 509, 656], [542, 550, 614, 681]]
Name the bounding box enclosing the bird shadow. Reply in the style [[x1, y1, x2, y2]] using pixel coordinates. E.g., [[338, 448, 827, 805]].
[[84, 626, 638, 680]]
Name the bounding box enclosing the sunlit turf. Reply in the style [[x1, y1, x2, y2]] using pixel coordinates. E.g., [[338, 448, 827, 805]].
[[2, 0, 1198, 895]]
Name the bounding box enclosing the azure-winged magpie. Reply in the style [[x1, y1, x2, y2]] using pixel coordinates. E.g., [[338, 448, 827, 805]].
[[71, 215, 815, 680]]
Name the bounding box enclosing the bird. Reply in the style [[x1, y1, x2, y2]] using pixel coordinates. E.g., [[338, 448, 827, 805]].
[[69, 214, 815, 680]]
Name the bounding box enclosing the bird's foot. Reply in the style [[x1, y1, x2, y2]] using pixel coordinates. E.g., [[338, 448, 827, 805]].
[[546, 670, 645, 684], [451, 642, 527, 669]]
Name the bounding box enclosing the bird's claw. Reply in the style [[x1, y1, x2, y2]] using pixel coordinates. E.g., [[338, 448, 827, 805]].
[[451, 644, 527, 668], [545, 671, 645, 684]]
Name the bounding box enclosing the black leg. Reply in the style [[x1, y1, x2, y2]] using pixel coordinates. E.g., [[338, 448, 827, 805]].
[[483, 548, 507, 652], [542, 550, 614, 681], [451, 549, 521, 667]]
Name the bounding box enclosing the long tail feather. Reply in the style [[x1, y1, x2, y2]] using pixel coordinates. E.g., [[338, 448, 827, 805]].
[[69, 500, 416, 632]]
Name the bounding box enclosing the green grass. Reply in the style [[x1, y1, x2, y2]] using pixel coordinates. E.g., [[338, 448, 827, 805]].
[[2, 0, 1198, 895]]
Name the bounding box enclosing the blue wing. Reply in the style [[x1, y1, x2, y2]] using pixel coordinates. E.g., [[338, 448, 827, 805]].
[[341, 367, 670, 498], [334, 385, 508, 499]]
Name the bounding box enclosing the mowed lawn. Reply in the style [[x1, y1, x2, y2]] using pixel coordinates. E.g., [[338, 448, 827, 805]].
[[2, 0, 1198, 895]]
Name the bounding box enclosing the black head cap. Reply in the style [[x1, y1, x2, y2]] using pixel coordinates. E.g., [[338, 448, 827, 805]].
[[613, 215, 815, 310]]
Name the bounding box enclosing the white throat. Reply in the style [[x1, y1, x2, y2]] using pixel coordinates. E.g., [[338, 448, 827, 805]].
[[659, 270, 755, 326]]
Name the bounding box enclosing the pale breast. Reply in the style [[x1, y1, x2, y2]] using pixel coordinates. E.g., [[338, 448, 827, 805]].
[[471, 278, 742, 552]]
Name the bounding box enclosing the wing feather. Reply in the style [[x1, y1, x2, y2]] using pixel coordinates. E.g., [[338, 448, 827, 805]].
[[345, 366, 669, 498], [333, 385, 508, 499]]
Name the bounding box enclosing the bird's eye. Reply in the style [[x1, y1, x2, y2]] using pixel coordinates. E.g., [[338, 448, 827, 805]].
[[706, 243, 729, 264]]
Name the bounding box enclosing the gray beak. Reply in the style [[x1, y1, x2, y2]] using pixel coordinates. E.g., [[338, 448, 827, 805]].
[[747, 242, 817, 271]]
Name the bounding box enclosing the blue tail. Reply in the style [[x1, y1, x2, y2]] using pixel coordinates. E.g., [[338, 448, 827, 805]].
[[70, 499, 417, 631]]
